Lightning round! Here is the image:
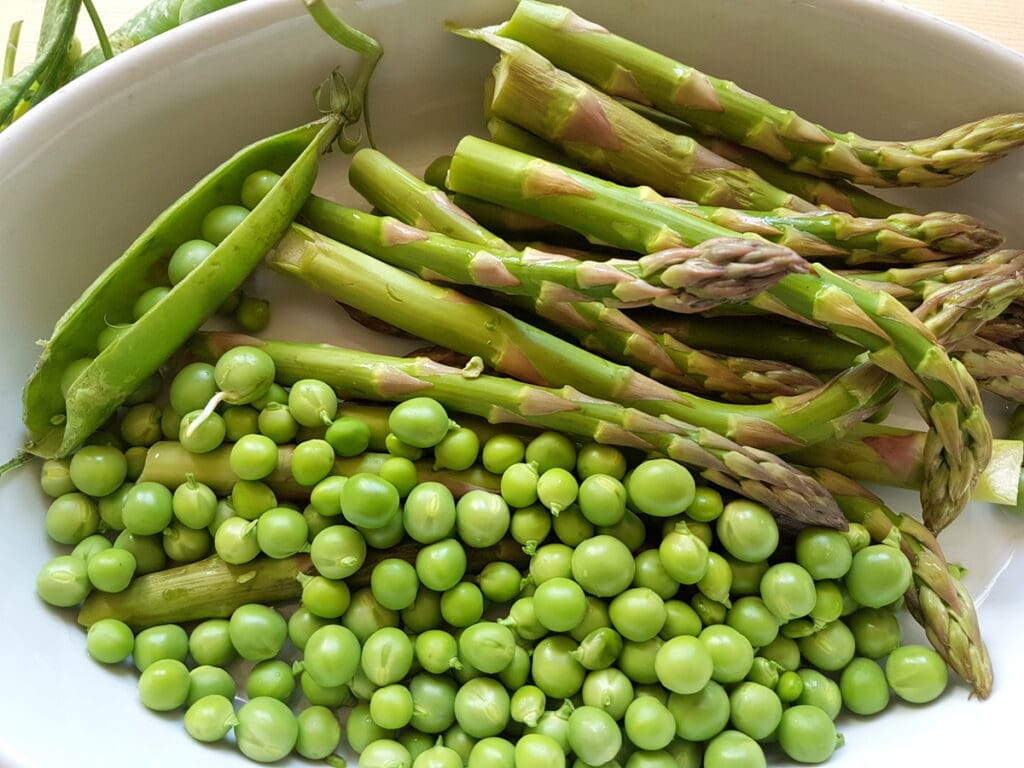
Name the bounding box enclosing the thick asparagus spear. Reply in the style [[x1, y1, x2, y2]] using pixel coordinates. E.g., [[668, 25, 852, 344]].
[[197, 328, 844, 528], [494, 1, 1024, 187], [470, 31, 818, 212], [811, 469, 992, 698], [622, 102, 906, 218], [445, 137, 992, 531], [298, 199, 894, 448], [79, 538, 529, 629]]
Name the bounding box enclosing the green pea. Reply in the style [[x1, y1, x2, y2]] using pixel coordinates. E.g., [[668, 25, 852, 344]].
[[776, 669, 804, 704], [386, 432, 423, 460], [515, 733, 566, 768], [728, 682, 782, 741], [690, 593, 727, 628], [172, 478, 217, 530], [845, 544, 913, 608], [132, 286, 170, 320], [162, 520, 212, 563], [325, 415, 371, 456], [133, 623, 188, 671], [291, 438, 335, 486], [610, 588, 666, 642], [454, 677, 511, 738], [69, 444, 128, 497], [255, 506, 308, 559], [188, 619, 236, 667], [468, 737, 516, 768], [235, 696, 298, 763], [885, 644, 949, 704], [799, 619, 857, 672], [456, 489, 510, 547], [442, 725, 478, 764], [796, 526, 854, 580], [525, 431, 577, 473], [577, 473, 628, 527], [304, 624, 361, 688], [661, 599, 702, 639], [796, 669, 843, 720], [288, 379, 338, 427], [295, 705, 342, 760], [401, 587, 443, 634], [477, 560, 523, 603], [415, 538, 467, 592], [409, 674, 458, 734], [86, 618, 134, 664], [184, 694, 237, 743], [241, 169, 280, 209], [576, 442, 627, 480], [746, 657, 781, 690], [760, 562, 817, 622], [685, 486, 724, 522], [44, 492, 99, 546], [715, 500, 778, 563], [458, 621, 516, 674], [626, 459, 695, 517], [441, 582, 485, 628], [696, 551, 733, 605], [726, 596, 780, 648], [310, 524, 366, 579], [362, 627, 414, 686], [481, 434, 526, 474], [632, 548, 678, 600], [86, 547, 136, 592], [246, 659, 296, 702], [777, 705, 840, 764], [341, 472, 400, 529], [808, 580, 845, 627], [342, 588, 400, 643], [288, 607, 330, 651], [704, 730, 766, 768], [213, 516, 259, 564], [415, 741, 463, 768], [501, 462, 540, 508], [759, 635, 801, 671], [229, 603, 287, 662], [512, 685, 548, 727], [433, 427, 480, 471], [510, 503, 552, 550], [654, 635, 713, 695], [667, 680, 730, 742], [847, 607, 902, 659], [532, 635, 586, 699], [525, 705, 572, 755], [300, 672, 352, 708], [840, 657, 890, 715], [113, 530, 166, 575], [138, 658, 190, 711], [346, 703, 390, 753], [618, 638, 664, 685], [235, 295, 270, 333], [568, 705, 622, 764], [552, 503, 594, 546], [371, 684, 415, 730], [659, 523, 710, 585], [624, 696, 675, 752], [40, 458, 75, 498]]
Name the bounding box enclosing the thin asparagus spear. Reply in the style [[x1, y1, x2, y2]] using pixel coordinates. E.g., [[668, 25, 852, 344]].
[[349, 149, 513, 251], [79, 538, 529, 629], [467, 32, 818, 212], [298, 199, 893, 448], [811, 468, 992, 698], [445, 137, 992, 531], [846, 250, 1024, 299], [622, 101, 906, 217], [950, 338, 1024, 405], [681, 205, 1003, 265], [494, 0, 1024, 187], [138, 443, 503, 499], [197, 328, 845, 528]]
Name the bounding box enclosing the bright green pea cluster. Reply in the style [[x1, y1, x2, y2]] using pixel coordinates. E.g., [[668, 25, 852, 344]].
[[36, 358, 947, 767]]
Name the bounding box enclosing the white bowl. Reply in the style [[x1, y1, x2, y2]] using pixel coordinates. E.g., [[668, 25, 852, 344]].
[[1, 1, 1022, 766]]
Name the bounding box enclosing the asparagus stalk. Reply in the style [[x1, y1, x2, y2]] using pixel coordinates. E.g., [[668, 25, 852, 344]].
[[950, 338, 1024, 405], [298, 199, 894, 448], [349, 149, 513, 252], [445, 137, 992, 531], [681, 205, 1003, 266], [468, 32, 818, 212], [138, 443, 504, 499], [494, 1, 1024, 187], [79, 538, 529, 629], [978, 304, 1024, 350], [197, 328, 845, 528], [811, 469, 992, 698], [847, 250, 1024, 300], [622, 101, 906, 218]]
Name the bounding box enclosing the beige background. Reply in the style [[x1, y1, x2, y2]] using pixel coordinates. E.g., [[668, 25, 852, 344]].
[[1, 1, 1021, 70]]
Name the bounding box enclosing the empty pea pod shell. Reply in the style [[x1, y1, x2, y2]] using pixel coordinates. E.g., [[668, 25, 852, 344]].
[[20, 116, 342, 460]]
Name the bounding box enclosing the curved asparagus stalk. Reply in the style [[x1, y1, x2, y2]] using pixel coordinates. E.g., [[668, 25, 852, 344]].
[[197, 329, 844, 528], [78, 537, 529, 629], [444, 137, 992, 531], [466, 30, 818, 212], [298, 199, 894, 448], [622, 102, 906, 218], [810, 469, 992, 698], [494, 1, 1024, 187]]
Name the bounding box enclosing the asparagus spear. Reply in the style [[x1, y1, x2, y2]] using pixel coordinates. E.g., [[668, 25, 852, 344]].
[[197, 328, 844, 528], [138, 443, 503, 500], [811, 468, 992, 698], [950, 338, 1024, 405], [349, 148, 513, 252], [445, 137, 992, 531], [79, 538, 529, 629], [468, 32, 818, 212], [622, 102, 906, 218], [847, 250, 1024, 300], [298, 198, 894, 449], [494, 0, 1024, 187]]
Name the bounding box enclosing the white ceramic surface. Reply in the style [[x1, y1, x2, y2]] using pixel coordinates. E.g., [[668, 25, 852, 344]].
[[0, 1, 1022, 766]]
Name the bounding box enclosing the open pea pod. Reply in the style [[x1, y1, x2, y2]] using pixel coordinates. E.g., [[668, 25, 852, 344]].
[[22, 115, 342, 460]]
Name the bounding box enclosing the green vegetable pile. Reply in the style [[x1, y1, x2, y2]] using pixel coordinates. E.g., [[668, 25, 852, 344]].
[[11, 1, 1024, 767]]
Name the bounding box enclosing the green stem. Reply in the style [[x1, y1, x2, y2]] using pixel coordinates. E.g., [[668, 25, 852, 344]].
[[3, 20, 22, 81], [81, 0, 114, 61]]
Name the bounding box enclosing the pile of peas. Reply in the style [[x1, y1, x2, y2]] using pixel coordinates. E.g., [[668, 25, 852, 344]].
[[36, 345, 950, 767]]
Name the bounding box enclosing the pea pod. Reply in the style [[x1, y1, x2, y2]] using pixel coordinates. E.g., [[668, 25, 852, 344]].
[[22, 116, 341, 460]]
